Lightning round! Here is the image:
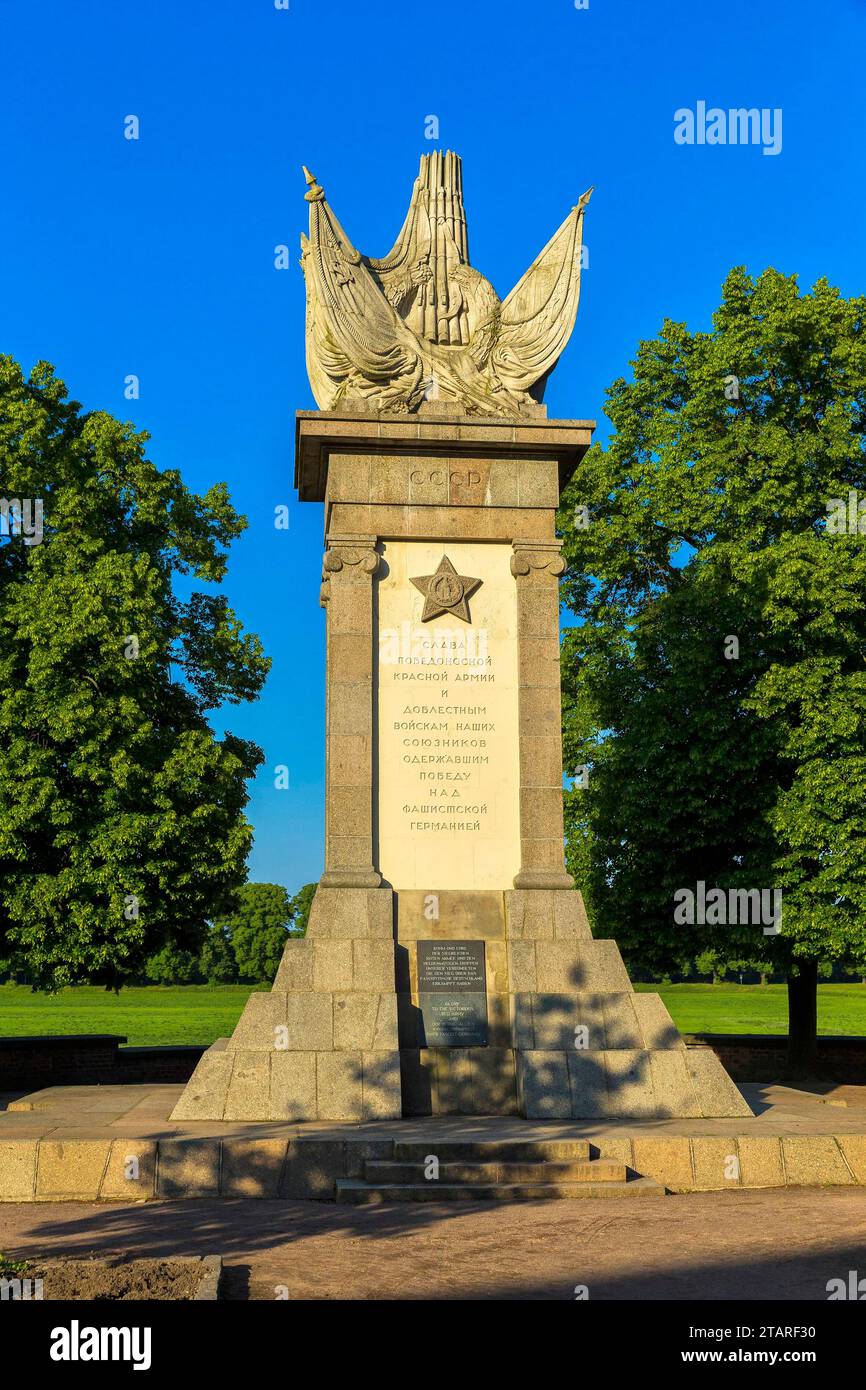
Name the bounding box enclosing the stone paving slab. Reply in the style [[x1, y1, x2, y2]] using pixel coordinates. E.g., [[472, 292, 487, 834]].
[[2, 1082, 866, 1199]]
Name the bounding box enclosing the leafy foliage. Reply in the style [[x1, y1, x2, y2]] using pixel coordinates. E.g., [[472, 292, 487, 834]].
[[560, 269, 866, 997], [198, 923, 239, 984], [214, 881, 315, 982], [0, 357, 269, 988], [142, 943, 200, 985]]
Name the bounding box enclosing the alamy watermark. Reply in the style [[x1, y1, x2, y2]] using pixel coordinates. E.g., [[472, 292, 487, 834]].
[[0, 498, 43, 546], [1, 1275, 43, 1300], [674, 102, 782, 157], [826, 491, 866, 535], [674, 881, 782, 935]]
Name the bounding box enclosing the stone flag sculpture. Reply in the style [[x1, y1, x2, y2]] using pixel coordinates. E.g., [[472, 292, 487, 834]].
[[300, 151, 592, 417]]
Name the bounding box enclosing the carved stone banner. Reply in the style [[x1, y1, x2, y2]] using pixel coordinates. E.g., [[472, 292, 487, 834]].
[[300, 151, 592, 418]]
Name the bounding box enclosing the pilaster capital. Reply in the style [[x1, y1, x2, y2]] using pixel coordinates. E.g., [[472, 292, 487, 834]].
[[323, 533, 381, 576], [510, 539, 566, 578]]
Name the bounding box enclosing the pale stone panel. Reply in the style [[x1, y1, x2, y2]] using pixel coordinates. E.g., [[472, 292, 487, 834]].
[[434, 1049, 474, 1113], [220, 1140, 288, 1198], [837, 1135, 866, 1183], [170, 1042, 232, 1120], [517, 1050, 573, 1119], [328, 501, 552, 540], [100, 1141, 157, 1200], [270, 1051, 316, 1121], [271, 939, 313, 991], [648, 1051, 702, 1118], [280, 1140, 348, 1198], [507, 940, 537, 991], [530, 992, 583, 1050], [353, 940, 396, 991], [782, 1137, 853, 1186], [632, 1137, 693, 1192], [316, 1053, 364, 1121], [157, 1140, 221, 1198], [0, 1141, 38, 1200], [601, 993, 644, 1050], [224, 1056, 271, 1121], [469, 1048, 520, 1115], [226, 993, 288, 1052], [738, 1137, 786, 1188], [285, 994, 333, 1051], [377, 540, 521, 889], [633, 993, 683, 1050], [685, 1047, 754, 1118], [510, 993, 535, 1050], [361, 1052, 402, 1118], [602, 1051, 659, 1119], [36, 1141, 111, 1200], [312, 940, 354, 993], [566, 992, 607, 1051], [333, 992, 398, 1050], [566, 1051, 610, 1118], [691, 1137, 742, 1190]]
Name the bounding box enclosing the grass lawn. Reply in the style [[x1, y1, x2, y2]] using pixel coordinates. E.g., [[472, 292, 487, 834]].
[[636, 982, 866, 1036], [1, 981, 865, 1047], [0, 983, 269, 1047]]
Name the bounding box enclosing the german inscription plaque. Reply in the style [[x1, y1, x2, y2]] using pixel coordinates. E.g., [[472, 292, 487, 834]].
[[417, 939, 488, 1047]]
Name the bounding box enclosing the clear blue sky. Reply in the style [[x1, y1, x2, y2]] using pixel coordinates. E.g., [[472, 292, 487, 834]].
[[2, 0, 864, 892]]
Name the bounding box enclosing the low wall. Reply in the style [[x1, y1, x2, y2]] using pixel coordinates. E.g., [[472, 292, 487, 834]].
[[686, 1034, 866, 1084], [1, 1032, 864, 1090], [0, 1035, 207, 1089], [2, 1130, 866, 1201]]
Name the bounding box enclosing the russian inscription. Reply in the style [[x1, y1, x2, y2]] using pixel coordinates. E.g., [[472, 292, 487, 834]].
[[377, 540, 521, 889]]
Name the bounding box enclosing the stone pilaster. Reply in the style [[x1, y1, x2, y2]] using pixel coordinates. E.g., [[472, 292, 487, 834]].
[[320, 533, 381, 888], [510, 539, 574, 890]]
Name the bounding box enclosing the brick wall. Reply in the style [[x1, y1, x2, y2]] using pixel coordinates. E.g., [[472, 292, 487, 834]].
[[686, 1033, 866, 1083], [0, 1035, 206, 1088]]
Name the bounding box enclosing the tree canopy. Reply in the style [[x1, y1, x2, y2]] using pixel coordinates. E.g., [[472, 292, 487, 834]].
[[560, 268, 866, 1059], [0, 357, 269, 989], [213, 881, 315, 982]]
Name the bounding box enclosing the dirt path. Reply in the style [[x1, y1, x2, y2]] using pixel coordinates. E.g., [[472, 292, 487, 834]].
[[3, 1187, 866, 1300]]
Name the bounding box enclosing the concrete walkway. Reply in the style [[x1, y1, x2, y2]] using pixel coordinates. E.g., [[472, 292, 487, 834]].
[[1, 1187, 865, 1299]]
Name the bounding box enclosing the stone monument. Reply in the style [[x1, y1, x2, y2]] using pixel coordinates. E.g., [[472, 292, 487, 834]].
[[173, 153, 750, 1123]]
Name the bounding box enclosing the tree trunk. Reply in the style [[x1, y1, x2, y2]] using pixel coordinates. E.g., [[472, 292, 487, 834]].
[[787, 960, 819, 1075]]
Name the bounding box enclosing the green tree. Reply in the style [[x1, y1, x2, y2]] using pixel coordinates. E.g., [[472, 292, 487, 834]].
[[143, 943, 200, 985], [561, 268, 866, 1070], [695, 950, 725, 984], [288, 882, 316, 937], [0, 357, 269, 989], [199, 923, 238, 983], [217, 882, 297, 982]]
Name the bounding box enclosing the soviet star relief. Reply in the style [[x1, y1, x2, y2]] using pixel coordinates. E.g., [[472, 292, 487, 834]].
[[410, 555, 482, 623]]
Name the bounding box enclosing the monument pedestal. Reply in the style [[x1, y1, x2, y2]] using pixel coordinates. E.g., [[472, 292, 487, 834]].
[[172, 410, 750, 1123]]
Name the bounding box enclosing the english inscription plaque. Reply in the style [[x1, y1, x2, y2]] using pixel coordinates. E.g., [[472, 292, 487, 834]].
[[417, 939, 488, 1047]]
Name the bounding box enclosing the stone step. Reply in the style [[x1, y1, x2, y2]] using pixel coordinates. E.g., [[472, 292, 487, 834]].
[[391, 1139, 591, 1162], [363, 1159, 627, 1184], [335, 1176, 665, 1204]]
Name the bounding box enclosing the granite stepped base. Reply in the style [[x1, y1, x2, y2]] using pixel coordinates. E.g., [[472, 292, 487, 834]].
[[336, 1139, 664, 1201]]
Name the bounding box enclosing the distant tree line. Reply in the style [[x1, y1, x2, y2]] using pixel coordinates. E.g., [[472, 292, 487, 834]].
[[0, 882, 316, 987], [631, 951, 865, 987]]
